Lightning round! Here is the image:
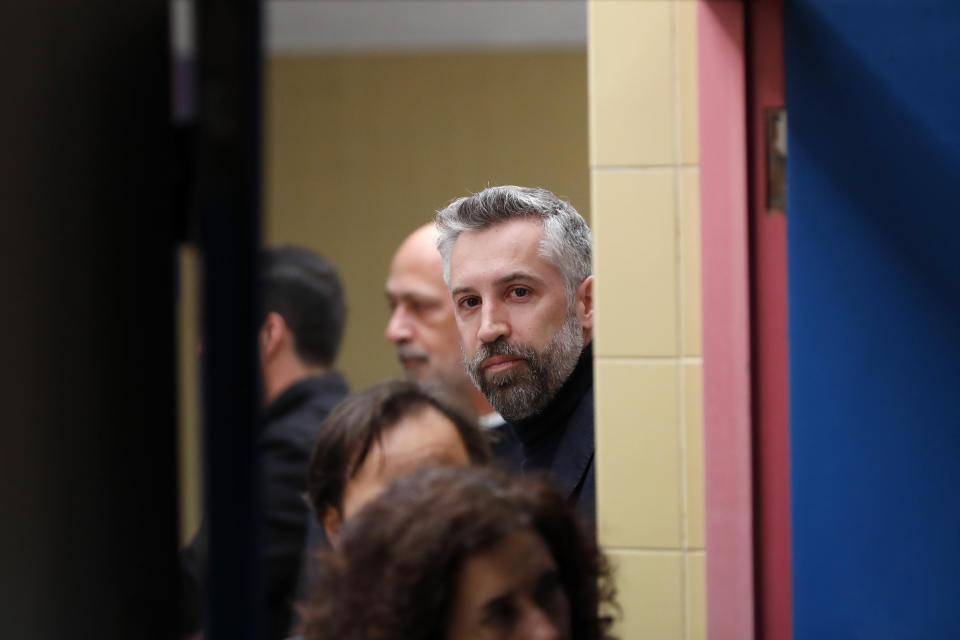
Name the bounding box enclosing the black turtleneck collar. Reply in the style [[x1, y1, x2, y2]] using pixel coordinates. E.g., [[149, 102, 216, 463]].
[[261, 372, 349, 426], [510, 342, 593, 451]]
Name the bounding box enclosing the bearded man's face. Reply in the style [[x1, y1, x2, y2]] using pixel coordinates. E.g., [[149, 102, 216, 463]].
[[447, 218, 590, 421], [465, 311, 583, 420]]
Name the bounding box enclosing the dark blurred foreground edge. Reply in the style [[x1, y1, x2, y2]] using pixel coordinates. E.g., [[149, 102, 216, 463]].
[[195, 0, 265, 639], [0, 1, 178, 638]]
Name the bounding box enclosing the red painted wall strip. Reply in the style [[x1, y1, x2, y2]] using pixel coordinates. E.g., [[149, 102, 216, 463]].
[[747, 1, 793, 638], [698, 2, 756, 638]]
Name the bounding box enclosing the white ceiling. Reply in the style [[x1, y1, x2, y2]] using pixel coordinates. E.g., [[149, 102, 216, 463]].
[[266, 0, 587, 53]]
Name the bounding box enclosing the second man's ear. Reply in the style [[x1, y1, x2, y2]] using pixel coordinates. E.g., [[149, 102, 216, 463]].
[[576, 275, 594, 337]]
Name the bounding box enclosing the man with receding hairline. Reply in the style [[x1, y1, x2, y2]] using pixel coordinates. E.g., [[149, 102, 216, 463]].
[[436, 186, 596, 529]]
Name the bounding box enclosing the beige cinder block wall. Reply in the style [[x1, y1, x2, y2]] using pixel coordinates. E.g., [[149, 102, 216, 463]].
[[588, 2, 705, 638], [265, 51, 590, 391]]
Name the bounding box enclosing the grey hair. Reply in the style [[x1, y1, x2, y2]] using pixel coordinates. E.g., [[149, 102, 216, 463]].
[[435, 186, 592, 299]]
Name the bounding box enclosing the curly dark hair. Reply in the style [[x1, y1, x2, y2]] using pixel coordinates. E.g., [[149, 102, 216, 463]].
[[299, 466, 618, 640]]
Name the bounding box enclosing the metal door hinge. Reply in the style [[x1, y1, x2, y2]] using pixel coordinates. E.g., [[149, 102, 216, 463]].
[[765, 108, 787, 214]]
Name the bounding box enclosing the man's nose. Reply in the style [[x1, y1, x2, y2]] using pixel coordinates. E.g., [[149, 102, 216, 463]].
[[385, 307, 413, 343], [477, 302, 509, 345]]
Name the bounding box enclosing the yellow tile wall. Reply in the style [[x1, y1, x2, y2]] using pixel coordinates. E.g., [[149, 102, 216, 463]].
[[266, 51, 590, 390], [589, 1, 704, 638]]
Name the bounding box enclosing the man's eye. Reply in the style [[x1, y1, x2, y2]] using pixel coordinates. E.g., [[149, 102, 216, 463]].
[[511, 287, 530, 298], [460, 296, 480, 308]]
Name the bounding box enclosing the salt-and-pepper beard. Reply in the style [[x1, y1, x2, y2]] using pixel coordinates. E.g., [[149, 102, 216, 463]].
[[465, 312, 584, 422]]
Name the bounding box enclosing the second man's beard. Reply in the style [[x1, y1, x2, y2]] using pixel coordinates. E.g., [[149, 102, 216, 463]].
[[465, 313, 583, 422], [405, 352, 484, 417]]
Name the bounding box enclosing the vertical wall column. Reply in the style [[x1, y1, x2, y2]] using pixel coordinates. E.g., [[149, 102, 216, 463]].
[[588, 2, 704, 638]]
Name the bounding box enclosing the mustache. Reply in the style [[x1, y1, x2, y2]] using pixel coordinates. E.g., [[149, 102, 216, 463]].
[[470, 339, 536, 368], [396, 346, 429, 361]]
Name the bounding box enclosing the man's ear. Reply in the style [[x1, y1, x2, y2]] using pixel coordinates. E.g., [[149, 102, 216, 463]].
[[259, 311, 287, 364], [322, 506, 342, 550], [576, 275, 594, 339]]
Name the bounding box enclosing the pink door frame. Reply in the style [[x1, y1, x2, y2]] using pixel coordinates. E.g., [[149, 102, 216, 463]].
[[747, 1, 793, 638], [698, 1, 792, 638], [698, 2, 755, 637]]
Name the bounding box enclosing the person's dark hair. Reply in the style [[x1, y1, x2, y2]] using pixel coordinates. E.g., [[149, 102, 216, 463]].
[[306, 380, 492, 517], [300, 466, 617, 640], [261, 246, 346, 367]]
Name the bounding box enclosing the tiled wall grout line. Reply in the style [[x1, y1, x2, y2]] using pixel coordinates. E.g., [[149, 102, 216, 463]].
[[610, 550, 688, 556], [592, 164, 682, 172], [606, 547, 689, 556], [586, 1, 597, 170], [596, 355, 703, 364], [669, 3, 690, 639]]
